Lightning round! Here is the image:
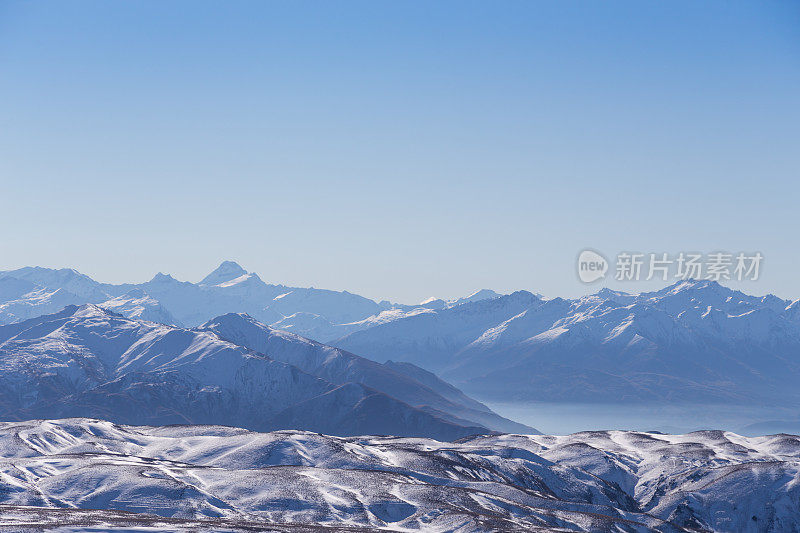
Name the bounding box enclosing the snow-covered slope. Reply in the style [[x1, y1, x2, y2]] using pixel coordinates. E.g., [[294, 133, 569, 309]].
[[0, 267, 109, 302], [198, 259, 250, 286], [0, 264, 401, 339], [0, 418, 797, 532], [274, 307, 440, 344], [4, 264, 800, 407], [0, 306, 510, 440], [0, 286, 87, 324], [98, 288, 183, 326], [335, 290, 543, 369], [125, 271, 286, 327], [334, 280, 800, 405], [200, 312, 534, 434], [449, 288, 504, 307], [418, 289, 503, 310], [267, 287, 384, 325]]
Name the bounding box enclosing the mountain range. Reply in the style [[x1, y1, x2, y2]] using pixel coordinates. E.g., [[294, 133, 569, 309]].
[[335, 280, 800, 404], [2, 263, 800, 531], [0, 304, 530, 440], [0, 262, 499, 339], [2, 263, 799, 406]]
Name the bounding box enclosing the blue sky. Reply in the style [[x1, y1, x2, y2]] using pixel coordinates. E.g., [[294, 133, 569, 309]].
[[1, 1, 798, 303]]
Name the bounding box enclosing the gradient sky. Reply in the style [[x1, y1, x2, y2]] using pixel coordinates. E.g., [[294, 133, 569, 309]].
[[1, 1, 798, 303]]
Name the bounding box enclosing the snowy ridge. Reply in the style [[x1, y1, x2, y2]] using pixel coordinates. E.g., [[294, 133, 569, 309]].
[[418, 289, 504, 310], [0, 418, 798, 532], [4, 264, 800, 406], [200, 312, 532, 434], [98, 288, 183, 326], [0, 263, 503, 342], [335, 280, 800, 405], [0, 305, 530, 439]]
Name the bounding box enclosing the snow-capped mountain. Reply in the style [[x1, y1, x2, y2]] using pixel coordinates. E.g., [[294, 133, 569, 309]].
[[198, 259, 251, 286], [449, 288, 504, 307], [335, 290, 543, 370], [0, 267, 110, 302], [412, 289, 504, 311], [98, 288, 183, 326], [335, 280, 800, 405], [0, 305, 529, 439], [4, 263, 800, 407], [1, 418, 798, 532], [0, 267, 111, 324], [138, 262, 388, 327], [455, 281, 800, 403], [0, 284, 87, 324], [200, 312, 532, 434], [122, 270, 286, 326], [0, 263, 507, 343]]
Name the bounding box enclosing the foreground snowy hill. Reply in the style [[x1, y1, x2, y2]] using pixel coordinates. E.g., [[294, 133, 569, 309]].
[[0, 305, 529, 439], [0, 418, 797, 532], [335, 280, 800, 404]]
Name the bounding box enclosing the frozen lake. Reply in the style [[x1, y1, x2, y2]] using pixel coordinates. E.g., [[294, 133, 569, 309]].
[[484, 401, 800, 436]]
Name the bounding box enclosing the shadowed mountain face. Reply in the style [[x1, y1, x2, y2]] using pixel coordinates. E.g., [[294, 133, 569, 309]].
[[1, 418, 799, 532], [199, 313, 532, 434], [0, 305, 532, 440]]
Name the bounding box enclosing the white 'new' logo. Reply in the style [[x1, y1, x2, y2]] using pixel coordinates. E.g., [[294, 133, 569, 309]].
[[577, 250, 608, 283]]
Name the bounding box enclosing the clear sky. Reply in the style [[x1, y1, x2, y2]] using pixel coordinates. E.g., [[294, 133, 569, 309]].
[[1, 1, 798, 303]]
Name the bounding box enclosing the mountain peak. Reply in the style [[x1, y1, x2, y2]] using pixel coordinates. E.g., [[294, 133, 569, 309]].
[[420, 297, 447, 309], [468, 289, 500, 299], [597, 287, 630, 298], [199, 311, 260, 331], [73, 303, 116, 319], [200, 261, 248, 286], [149, 272, 176, 283], [448, 289, 503, 307], [658, 278, 725, 295]]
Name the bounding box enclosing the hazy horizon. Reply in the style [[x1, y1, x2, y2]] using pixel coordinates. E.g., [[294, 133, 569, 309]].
[[0, 259, 794, 306]]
